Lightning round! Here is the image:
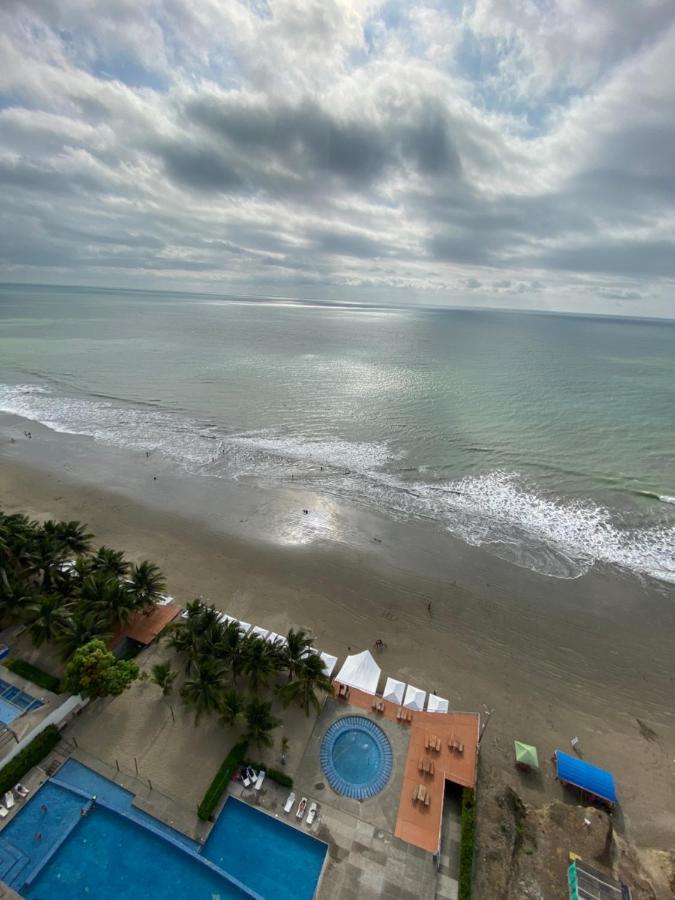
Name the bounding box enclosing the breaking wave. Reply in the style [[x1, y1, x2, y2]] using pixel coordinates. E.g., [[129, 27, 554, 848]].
[[1, 383, 673, 583]]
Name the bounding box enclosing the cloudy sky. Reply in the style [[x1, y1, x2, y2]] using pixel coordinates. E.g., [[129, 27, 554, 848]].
[[1, 1, 674, 316]]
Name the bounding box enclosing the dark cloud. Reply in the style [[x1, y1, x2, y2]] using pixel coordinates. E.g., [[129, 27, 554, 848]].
[[156, 93, 463, 196]]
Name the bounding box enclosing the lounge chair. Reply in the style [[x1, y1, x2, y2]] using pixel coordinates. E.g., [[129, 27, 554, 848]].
[[14, 783, 30, 798], [4, 791, 14, 809], [0, 806, 7, 819], [424, 793, 431, 807], [412, 785, 419, 802], [242, 767, 256, 788], [306, 802, 318, 826], [296, 797, 307, 820], [284, 791, 296, 813], [254, 770, 266, 791]]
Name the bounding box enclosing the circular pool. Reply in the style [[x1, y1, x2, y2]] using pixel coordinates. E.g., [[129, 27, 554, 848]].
[[320, 715, 393, 800]]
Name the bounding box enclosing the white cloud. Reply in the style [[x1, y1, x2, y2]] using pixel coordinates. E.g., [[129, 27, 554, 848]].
[[0, 0, 673, 317]]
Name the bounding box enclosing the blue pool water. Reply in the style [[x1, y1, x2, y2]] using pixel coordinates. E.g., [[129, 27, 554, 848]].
[[320, 715, 393, 800], [52, 759, 197, 849], [24, 807, 246, 900], [0, 762, 326, 899], [204, 797, 327, 900], [332, 729, 380, 784], [0, 678, 43, 725]]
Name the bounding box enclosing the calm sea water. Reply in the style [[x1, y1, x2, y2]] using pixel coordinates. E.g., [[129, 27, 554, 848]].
[[0, 284, 673, 582]]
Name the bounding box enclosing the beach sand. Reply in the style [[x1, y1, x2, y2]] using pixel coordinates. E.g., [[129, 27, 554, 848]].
[[1, 438, 674, 856]]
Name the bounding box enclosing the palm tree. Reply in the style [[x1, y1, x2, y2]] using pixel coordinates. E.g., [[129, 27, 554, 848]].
[[279, 652, 334, 716], [242, 636, 277, 694], [219, 621, 247, 683], [56, 608, 111, 660], [90, 546, 130, 580], [219, 688, 243, 727], [128, 561, 166, 611], [180, 658, 226, 724], [284, 628, 313, 681], [78, 572, 136, 628], [244, 697, 281, 749], [28, 531, 68, 593], [151, 661, 176, 696], [22, 593, 71, 647], [41, 519, 93, 555]]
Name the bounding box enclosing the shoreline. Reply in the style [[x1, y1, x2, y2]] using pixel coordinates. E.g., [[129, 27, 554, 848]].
[[1, 440, 675, 852]]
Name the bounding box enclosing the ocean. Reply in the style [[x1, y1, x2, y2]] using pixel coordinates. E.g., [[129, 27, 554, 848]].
[[0, 283, 673, 583]]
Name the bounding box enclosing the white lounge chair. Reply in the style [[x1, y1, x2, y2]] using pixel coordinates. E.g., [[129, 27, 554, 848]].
[[4, 791, 15, 809], [254, 770, 266, 791], [14, 783, 30, 798], [0, 806, 8, 819], [283, 791, 296, 813], [242, 767, 256, 788], [296, 797, 307, 820], [306, 802, 318, 826]]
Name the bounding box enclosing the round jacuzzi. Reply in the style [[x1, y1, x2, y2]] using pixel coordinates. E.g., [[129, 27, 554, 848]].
[[320, 715, 393, 800]]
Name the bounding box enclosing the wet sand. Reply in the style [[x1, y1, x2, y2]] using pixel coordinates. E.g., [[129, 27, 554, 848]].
[[1, 431, 674, 853]]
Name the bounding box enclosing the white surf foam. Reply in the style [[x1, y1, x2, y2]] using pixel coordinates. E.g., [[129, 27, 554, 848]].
[[2, 384, 673, 584]]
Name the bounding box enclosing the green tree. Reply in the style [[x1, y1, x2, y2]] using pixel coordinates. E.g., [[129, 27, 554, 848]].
[[90, 546, 130, 579], [78, 572, 136, 628], [242, 635, 277, 694], [151, 661, 177, 696], [22, 593, 71, 647], [180, 658, 226, 724], [219, 688, 244, 727], [63, 639, 139, 698], [284, 628, 313, 681], [279, 652, 334, 716], [41, 519, 93, 556], [56, 608, 111, 660], [244, 697, 281, 750], [128, 561, 166, 611]]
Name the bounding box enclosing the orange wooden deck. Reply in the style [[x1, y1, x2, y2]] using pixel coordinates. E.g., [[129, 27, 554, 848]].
[[334, 682, 480, 854]]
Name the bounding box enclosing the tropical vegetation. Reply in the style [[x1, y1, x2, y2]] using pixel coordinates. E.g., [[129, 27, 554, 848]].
[[0, 509, 167, 665], [0, 725, 61, 795], [198, 739, 248, 821], [167, 601, 333, 750], [63, 640, 139, 699]]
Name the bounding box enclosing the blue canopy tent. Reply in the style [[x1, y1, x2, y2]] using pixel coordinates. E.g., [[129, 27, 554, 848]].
[[555, 751, 617, 806]]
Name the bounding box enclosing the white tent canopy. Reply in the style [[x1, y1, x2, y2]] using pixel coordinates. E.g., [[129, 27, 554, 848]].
[[237, 620, 252, 636], [403, 684, 426, 711], [265, 631, 287, 646], [426, 694, 449, 714], [250, 625, 269, 640], [383, 677, 406, 705], [336, 650, 381, 695], [318, 651, 338, 677]]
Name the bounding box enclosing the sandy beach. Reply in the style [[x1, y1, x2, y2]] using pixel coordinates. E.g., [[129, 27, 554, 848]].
[[1, 421, 674, 865]]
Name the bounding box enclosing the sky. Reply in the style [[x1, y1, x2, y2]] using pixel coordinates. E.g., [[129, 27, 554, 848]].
[[1, 1, 674, 317]]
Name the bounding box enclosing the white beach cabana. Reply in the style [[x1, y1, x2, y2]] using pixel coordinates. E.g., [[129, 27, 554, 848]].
[[265, 631, 287, 646], [403, 684, 426, 711], [426, 694, 449, 714], [318, 651, 338, 677], [382, 677, 406, 705], [237, 620, 252, 635], [250, 625, 269, 640], [335, 650, 381, 695]]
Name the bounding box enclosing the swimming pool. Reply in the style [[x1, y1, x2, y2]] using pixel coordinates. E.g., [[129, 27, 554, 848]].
[[0, 762, 327, 899], [24, 807, 247, 899], [0, 677, 43, 725], [320, 715, 393, 800], [204, 797, 327, 900]]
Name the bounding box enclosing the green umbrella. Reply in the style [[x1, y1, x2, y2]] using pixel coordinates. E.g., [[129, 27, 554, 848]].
[[514, 741, 539, 769]]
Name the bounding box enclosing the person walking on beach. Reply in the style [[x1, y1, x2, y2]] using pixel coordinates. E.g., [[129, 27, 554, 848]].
[[427, 602, 432, 617]]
